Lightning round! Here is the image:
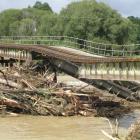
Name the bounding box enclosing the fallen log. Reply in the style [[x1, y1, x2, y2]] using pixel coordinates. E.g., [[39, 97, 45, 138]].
[[0, 78, 22, 88], [126, 119, 140, 140], [0, 97, 23, 109], [21, 79, 37, 90]]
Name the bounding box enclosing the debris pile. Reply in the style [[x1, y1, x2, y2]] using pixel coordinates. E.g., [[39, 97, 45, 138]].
[[0, 64, 130, 117], [126, 120, 140, 140], [0, 88, 130, 117]]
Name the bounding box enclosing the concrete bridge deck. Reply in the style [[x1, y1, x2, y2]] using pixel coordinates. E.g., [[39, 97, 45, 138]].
[[0, 36, 139, 82], [51, 46, 104, 57]]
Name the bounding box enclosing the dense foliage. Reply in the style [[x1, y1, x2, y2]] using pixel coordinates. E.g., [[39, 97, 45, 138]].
[[128, 16, 140, 44], [0, 0, 139, 44]]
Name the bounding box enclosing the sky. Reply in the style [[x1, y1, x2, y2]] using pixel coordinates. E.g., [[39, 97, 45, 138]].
[[0, 0, 78, 13], [0, 0, 140, 17], [97, 0, 140, 17]]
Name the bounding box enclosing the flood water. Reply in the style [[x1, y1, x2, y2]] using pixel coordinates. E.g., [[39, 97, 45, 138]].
[[0, 75, 138, 140], [0, 110, 140, 140]]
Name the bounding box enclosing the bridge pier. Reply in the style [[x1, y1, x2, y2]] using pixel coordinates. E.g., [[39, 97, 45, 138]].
[[0, 48, 32, 61], [79, 62, 140, 81], [0, 48, 33, 68], [0, 58, 15, 69]]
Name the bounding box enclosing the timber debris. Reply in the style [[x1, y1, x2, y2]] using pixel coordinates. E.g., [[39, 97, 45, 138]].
[[126, 120, 140, 140], [0, 63, 131, 117]]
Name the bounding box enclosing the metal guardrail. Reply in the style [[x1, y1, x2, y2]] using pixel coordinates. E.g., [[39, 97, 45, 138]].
[[0, 36, 139, 57]]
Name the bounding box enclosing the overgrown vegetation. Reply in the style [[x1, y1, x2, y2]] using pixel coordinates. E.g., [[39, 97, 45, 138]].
[[0, 0, 140, 45]]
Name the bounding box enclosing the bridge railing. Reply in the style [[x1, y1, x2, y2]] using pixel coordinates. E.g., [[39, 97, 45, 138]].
[[0, 36, 139, 57]]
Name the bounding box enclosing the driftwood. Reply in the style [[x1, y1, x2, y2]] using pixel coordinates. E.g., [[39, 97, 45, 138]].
[[0, 97, 23, 109], [0, 87, 130, 117], [0, 64, 131, 117], [0, 77, 22, 88], [126, 119, 140, 140], [21, 79, 37, 90]]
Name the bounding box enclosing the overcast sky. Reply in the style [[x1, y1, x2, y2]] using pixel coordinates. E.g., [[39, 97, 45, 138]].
[[0, 0, 139, 17], [97, 0, 140, 17]]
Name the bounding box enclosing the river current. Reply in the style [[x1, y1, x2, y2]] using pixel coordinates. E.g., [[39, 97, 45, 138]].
[[0, 76, 139, 140], [0, 110, 140, 140]]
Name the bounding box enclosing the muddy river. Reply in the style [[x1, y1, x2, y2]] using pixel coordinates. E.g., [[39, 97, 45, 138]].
[[0, 110, 139, 140], [0, 76, 139, 140]]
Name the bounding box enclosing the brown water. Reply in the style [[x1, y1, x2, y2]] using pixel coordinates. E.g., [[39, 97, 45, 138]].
[[0, 116, 110, 140], [0, 110, 140, 140], [0, 75, 137, 140]]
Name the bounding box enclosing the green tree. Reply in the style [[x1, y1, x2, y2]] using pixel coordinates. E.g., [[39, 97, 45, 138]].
[[38, 13, 58, 35], [128, 16, 140, 44], [18, 18, 36, 36], [0, 1, 53, 36], [21, 8, 48, 34], [0, 0, 137, 46], [0, 9, 22, 35], [9, 21, 20, 36], [58, 0, 132, 44], [33, 1, 52, 12]]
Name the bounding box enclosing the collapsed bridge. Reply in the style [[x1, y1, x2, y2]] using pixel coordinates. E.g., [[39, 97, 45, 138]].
[[0, 36, 140, 81], [0, 36, 140, 100]]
